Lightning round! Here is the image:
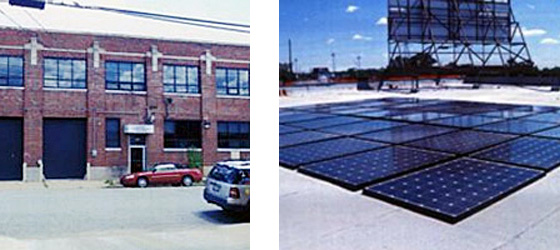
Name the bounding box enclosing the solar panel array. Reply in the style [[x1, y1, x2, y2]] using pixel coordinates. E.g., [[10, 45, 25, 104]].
[[279, 98, 560, 223]]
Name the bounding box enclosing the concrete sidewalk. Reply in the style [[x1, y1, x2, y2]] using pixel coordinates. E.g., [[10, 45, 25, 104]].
[[0, 180, 109, 191]]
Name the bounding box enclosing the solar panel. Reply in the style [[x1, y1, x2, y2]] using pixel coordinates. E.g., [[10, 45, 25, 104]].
[[475, 119, 557, 135], [299, 146, 452, 191], [428, 115, 503, 128], [279, 138, 387, 169], [288, 116, 367, 129], [356, 124, 457, 144], [478, 110, 534, 119], [355, 110, 410, 118], [330, 107, 382, 115], [279, 125, 304, 135], [406, 130, 517, 155], [523, 112, 560, 124], [364, 158, 544, 224], [389, 112, 456, 122], [279, 130, 340, 148], [534, 127, 560, 139], [472, 137, 560, 171], [316, 120, 408, 136], [280, 112, 334, 124]]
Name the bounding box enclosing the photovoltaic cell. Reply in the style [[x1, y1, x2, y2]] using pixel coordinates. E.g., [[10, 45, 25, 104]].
[[316, 120, 408, 135], [428, 115, 503, 128], [299, 146, 452, 191], [475, 119, 557, 135], [356, 124, 457, 144], [279, 138, 387, 169], [364, 159, 544, 224], [279, 125, 304, 135], [280, 112, 334, 124], [523, 112, 560, 124], [406, 130, 517, 155], [288, 116, 367, 129], [279, 131, 339, 148], [534, 127, 560, 139], [389, 112, 456, 122], [472, 136, 560, 171], [477, 110, 534, 119]]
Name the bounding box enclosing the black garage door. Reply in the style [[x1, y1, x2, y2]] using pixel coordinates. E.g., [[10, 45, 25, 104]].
[[43, 119, 87, 179], [0, 119, 22, 180]]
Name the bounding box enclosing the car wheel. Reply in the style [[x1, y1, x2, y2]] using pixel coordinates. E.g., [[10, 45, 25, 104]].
[[182, 176, 194, 186], [137, 177, 148, 188]]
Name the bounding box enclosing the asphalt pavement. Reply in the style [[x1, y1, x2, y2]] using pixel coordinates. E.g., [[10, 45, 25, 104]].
[[0, 185, 249, 250]]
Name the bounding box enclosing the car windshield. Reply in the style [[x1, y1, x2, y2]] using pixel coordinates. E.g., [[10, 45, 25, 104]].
[[209, 165, 250, 184]]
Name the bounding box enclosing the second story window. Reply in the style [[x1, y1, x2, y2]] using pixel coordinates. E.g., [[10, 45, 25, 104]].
[[44, 58, 86, 89], [105, 61, 145, 91], [0, 56, 23, 87], [163, 65, 199, 94], [216, 68, 249, 96]]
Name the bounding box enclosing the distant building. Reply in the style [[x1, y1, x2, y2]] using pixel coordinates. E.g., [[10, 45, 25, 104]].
[[311, 67, 331, 83], [0, 3, 249, 181]]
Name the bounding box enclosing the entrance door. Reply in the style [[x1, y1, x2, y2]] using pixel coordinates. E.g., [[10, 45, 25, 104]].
[[0, 119, 22, 180], [128, 135, 146, 173], [130, 147, 145, 173], [43, 119, 87, 179]]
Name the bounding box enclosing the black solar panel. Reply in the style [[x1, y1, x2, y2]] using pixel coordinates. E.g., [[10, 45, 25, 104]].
[[475, 119, 557, 135], [280, 112, 334, 124], [428, 115, 503, 128], [356, 124, 457, 144], [299, 146, 452, 191], [364, 158, 544, 224], [472, 137, 560, 171], [279, 125, 304, 135], [279, 138, 387, 169], [279, 131, 339, 148], [406, 130, 517, 155], [288, 116, 367, 129], [316, 120, 408, 135]]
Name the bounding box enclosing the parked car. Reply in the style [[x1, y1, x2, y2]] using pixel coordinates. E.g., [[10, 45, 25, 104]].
[[204, 160, 250, 213], [120, 163, 203, 188]]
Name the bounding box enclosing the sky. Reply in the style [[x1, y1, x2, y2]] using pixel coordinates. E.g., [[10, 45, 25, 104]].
[[280, 0, 560, 72], [57, 0, 250, 24]]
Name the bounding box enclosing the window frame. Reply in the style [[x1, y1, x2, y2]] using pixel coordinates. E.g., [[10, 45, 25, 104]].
[[217, 121, 250, 149], [163, 120, 202, 149], [163, 64, 200, 94], [105, 61, 146, 91], [216, 68, 250, 97], [105, 118, 121, 149], [0, 55, 24, 87], [43, 57, 87, 89]]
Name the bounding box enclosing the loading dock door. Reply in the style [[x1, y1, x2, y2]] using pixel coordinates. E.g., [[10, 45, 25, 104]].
[[43, 119, 87, 179], [0, 119, 22, 180]]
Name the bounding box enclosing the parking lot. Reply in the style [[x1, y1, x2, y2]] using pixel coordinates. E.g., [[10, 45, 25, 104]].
[[0, 184, 249, 250]]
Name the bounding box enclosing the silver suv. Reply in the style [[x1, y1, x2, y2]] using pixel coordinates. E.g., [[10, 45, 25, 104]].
[[204, 160, 250, 213]]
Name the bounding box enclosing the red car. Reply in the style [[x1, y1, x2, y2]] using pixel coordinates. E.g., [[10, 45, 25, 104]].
[[120, 163, 203, 188]]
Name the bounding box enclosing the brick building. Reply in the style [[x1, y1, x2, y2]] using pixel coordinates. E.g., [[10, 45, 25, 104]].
[[0, 3, 250, 181]]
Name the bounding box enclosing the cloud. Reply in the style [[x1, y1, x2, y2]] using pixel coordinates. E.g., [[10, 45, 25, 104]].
[[376, 17, 388, 26], [526, 4, 535, 10], [540, 38, 560, 45], [346, 5, 359, 13], [522, 27, 547, 37], [352, 34, 372, 41], [326, 38, 335, 45]]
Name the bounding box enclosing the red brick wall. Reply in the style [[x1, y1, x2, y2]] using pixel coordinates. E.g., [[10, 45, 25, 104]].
[[0, 28, 250, 171]]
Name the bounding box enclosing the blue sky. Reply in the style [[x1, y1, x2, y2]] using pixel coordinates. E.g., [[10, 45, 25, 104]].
[[280, 0, 560, 72]]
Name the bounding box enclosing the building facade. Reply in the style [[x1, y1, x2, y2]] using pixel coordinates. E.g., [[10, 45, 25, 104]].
[[0, 28, 250, 181]]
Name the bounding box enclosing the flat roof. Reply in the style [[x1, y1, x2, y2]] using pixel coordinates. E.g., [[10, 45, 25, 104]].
[[0, 2, 250, 46]]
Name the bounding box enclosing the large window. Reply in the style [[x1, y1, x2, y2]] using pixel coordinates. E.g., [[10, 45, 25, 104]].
[[163, 65, 199, 94], [105, 118, 120, 148], [164, 120, 202, 149], [218, 121, 250, 149], [44, 58, 86, 89], [216, 68, 249, 96], [105, 61, 145, 91], [0, 56, 23, 87]]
